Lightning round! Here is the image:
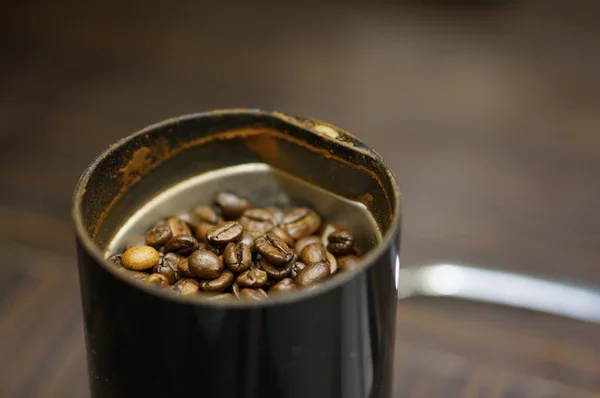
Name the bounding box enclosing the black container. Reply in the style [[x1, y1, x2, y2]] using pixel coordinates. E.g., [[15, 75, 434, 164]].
[[73, 110, 401, 398]]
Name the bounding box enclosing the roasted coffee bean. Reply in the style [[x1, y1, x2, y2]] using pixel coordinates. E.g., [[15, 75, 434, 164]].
[[268, 227, 295, 246], [239, 209, 276, 238], [290, 261, 306, 279], [299, 243, 328, 265], [326, 252, 338, 275], [232, 282, 241, 298], [264, 206, 285, 225], [239, 232, 255, 252], [223, 242, 252, 273], [192, 205, 222, 225], [295, 235, 322, 254], [282, 207, 322, 239], [172, 278, 200, 296], [207, 293, 235, 301], [167, 216, 192, 237], [240, 288, 268, 301], [188, 249, 224, 279], [116, 268, 149, 281], [145, 273, 170, 287], [257, 257, 292, 280], [145, 221, 173, 248], [236, 268, 268, 288], [214, 192, 252, 219], [199, 270, 234, 293], [207, 221, 243, 246], [294, 262, 330, 287], [121, 245, 160, 271], [176, 257, 193, 277], [255, 234, 294, 266], [269, 278, 296, 294], [337, 255, 361, 272], [152, 262, 178, 284], [327, 230, 355, 255], [164, 234, 199, 255], [193, 222, 213, 243], [319, 223, 338, 247], [171, 210, 197, 228], [162, 252, 182, 271]]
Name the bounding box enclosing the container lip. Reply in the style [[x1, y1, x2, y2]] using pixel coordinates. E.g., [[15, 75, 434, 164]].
[[72, 109, 402, 308]]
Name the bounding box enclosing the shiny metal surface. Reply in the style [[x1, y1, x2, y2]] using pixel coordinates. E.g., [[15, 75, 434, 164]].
[[399, 262, 600, 324]]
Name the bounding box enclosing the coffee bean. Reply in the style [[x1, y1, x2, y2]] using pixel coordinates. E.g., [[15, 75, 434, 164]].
[[327, 230, 355, 255], [199, 270, 234, 293], [192, 205, 222, 225], [145, 222, 173, 248], [232, 282, 241, 298], [172, 278, 200, 296], [145, 273, 170, 287], [294, 262, 330, 287], [269, 278, 296, 294], [295, 235, 322, 254], [207, 293, 235, 301], [255, 234, 294, 266], [282, 207, 321, 239], [290, 261, 306, 279], [239, 209, 276, 238], [170, 210, 197, 228], [337, 255, 361, 272], [193, 222, 213, 243], [162, 252, 183, 273], [188, 249, 224, 279], [223, 242, 252, 273], [319, 223, 338, 247], [152, 262, 178, 284], [236, 268, 268, 288], [326, 252, 338, 275], [214, 192, 252, 219], [239, 288, 268, 301], [120, 269, 149, 281], [257, 257, 292, 280], [264, 206, 285, 225], [299, 243, 328, 265], [164, 234, 199, 255], [176, 257, 193, 277], [268, 227, 295, 246], [239, 232, 255, 253], [207, 221, 243, 246], [167, 216, 192, 237], [121, 245, 160, 271]]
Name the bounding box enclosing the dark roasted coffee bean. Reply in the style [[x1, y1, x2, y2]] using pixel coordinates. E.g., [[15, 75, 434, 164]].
[[199, 270, 234, 293], [326, 252, 338, 275], [172, 278, 200, 296], [164, 234, 199, 255], [117, 268, 149, 281], [162, 252, 183, 272], [282, 207, 322, 239], [299, 243, 328, 265], [207, 221, 243, 246], [207, 293, 235, 301], [268, 227, 294, 246], [193, 205, 222, 225], [240, 288, 268, 301], [188, 249, 224, 279], [223, 242, 252, 273], [152, 262, 178, 284], [239, 232, 255, 253], [193, 222, 214, 243], [121, 245, 160, 271], [295, 235, 322, 254], [167, 216, 192, 237], [239, 209, 276, 238], [327, 230, 355, 255], [255, 234, 294, 266], [176, 257, 193, 277], [145, 222, 173, 248], [236, 268, 268, 288], [290, 261, 306, 279], [269, 278, 296, 294], [294, 262, 330, 287], [257, 257, 292, 280], [214, 192, 252, 220], [145, 273, 170, 287], [337, 255, 361, 272], [264, 206, 285, 225]]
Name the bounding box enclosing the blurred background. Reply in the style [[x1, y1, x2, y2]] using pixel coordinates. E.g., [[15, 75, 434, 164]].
[[1, 0, 599, 397]]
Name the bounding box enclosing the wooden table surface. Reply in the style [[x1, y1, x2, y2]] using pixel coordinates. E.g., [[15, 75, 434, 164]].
[[1, 1, 599, 397]]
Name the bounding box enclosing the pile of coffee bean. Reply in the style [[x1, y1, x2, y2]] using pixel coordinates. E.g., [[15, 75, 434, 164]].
[[107, 192, 362, 301]]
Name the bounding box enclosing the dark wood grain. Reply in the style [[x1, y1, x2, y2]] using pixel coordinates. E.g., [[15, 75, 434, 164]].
[[0, 1, 599, 397]]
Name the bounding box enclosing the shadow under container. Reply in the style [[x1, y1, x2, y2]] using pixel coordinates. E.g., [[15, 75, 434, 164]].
[[72, 110, 402, 398]]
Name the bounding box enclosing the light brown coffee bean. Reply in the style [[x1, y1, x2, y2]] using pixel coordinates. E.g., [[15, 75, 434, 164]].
[[282, 207, 321, 239], [207, 221, 243, 246], [269, 278, 296, 294], [337, 255, 361, 272], [295, 235, 322, 254], [199, 270, 234, 293], [214, 192, 252, 220], [145, 222, 172, 248], [188, 249, 224, 279], [239, 209, 276, 238], [121, 245, 160, 271], [236, 268, 268, 288], [256, 257, 293, 280], [145, 273, 170, 287], [327, 230, 355, 255], [223, 242, 252, 273], [167, 216, 192, 237], [239, 288, 268, 301], [268, 227, 295, 246], [255, 234, 294, 266], [294, 262, 330, 287], [172, 278, 200, 296], [299, 243, 328, 265], [164, 234, 199, 255], [326, 251, 338, 275]]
